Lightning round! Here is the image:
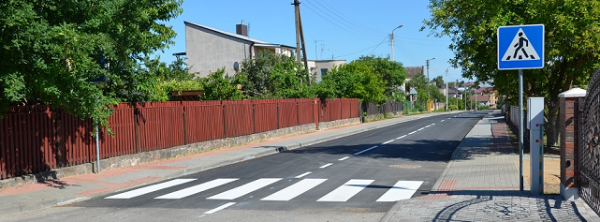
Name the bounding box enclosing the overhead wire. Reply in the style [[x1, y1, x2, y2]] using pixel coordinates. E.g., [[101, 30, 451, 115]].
[[333, 36, 389, 59], [308, 0, 385, 36], [302, 1, 371, 38]]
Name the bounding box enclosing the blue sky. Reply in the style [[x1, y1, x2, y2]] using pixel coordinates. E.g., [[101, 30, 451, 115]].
[[157, 0, 467, 82]]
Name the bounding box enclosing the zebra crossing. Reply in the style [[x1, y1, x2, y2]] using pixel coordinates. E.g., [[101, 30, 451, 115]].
[[105, 178, 423, 203]]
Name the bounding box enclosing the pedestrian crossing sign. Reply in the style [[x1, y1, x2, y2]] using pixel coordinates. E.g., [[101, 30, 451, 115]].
[[498, 24, 544, 70]]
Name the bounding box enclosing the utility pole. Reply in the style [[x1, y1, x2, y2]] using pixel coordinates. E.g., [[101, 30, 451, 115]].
[[390, 25, 403, 62], [445, 69, 449, 111], [390, 33, 394, 61], [293, 0, 310, 84]]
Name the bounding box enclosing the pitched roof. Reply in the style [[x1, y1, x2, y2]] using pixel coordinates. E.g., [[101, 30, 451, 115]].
[[404, 66, 424, 78], [470, 94, 490, 102], [184, 21, 296, 49]]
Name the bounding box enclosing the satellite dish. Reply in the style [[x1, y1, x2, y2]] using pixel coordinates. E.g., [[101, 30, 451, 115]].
[[233, 62, 240, 72]]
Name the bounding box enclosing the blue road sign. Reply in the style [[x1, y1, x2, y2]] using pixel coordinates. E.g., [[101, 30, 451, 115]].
[[498, 24, 544, 70]]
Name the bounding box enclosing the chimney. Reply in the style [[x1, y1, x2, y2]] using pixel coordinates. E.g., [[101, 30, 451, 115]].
[[236, 20, 248, 37]]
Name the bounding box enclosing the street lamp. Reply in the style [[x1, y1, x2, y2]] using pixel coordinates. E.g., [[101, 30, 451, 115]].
[[426, 57, 436, 82], [390, 24, 404, 62]]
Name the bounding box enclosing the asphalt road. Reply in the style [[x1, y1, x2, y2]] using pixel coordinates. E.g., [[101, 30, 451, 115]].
[[4, 112, 486, 222]]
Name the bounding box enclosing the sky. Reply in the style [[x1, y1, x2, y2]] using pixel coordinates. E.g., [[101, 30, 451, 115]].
[[157, 0, 468, 82]]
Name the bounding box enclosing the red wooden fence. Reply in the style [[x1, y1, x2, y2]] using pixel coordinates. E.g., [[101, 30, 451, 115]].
[[0, 98, 361, 179], [253, 99, 278, 133]]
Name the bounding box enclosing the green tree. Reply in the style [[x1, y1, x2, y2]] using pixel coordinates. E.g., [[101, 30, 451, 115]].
[[354, 56, 407, 98], [405, 74, 444, 109], [0, 0, 183, 125], [431, 76, 444, 88], [235, 51, 309, 98], [424, 0, 600, 145], [200, 69, 244, 101], [319, 61, 386, 103]]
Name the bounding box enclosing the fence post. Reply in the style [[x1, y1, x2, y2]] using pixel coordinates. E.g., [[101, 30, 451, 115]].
[[252, 101, 256, 134], [182, 105, 188, 145], [222, 102, 227, 138], [277, 101, 280, 129], [134, 105, 140, 153], [314, 99, 319, 130], [296, 100, 300, 126]]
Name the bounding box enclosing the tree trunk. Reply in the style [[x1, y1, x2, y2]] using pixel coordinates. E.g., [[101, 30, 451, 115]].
[[545, 99, 560, 148]]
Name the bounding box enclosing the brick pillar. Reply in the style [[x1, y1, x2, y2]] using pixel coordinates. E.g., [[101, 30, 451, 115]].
[[558, 88, 586, 200]]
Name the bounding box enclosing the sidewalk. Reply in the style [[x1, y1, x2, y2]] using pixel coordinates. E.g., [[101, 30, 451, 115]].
[[0, 112, 440, 218], [381, 111, 600, 222]]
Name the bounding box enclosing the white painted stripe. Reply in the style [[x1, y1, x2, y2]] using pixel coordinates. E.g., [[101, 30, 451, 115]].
[[338, 157, 349, 161], [155, 179, 237, 199], [320, 163, 333, 169], [261, 179, 327, 201], [105, 179, 196, 199], [441, 120, 445, 122], [353, 146, 378, 156], [207, 178, 281, 200], [382, 139, 394, 145], [396, 135, 407, 140], [317, 179, 373, 202], [376, 181, 423, 202], [205, 202, 236, 214], [295, 172, 312, 178], [408, 131, 416, 135], [418, 127, 425, 131]]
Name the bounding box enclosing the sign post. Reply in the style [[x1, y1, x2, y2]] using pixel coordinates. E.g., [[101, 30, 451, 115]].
[[498, 24, 545, 192]]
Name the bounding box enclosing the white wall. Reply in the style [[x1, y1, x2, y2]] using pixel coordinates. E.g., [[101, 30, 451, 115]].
[[185, 25, 253, 78]]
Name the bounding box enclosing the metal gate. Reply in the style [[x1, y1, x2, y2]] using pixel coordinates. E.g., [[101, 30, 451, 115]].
[[579, 69, 600, 215]]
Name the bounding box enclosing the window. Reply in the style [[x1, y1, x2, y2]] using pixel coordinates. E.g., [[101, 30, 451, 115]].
[[321, 68, 328, 76]]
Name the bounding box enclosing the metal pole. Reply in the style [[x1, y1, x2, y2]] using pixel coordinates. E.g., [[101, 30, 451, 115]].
[[519, 69, 524, 191], [96, 122, 101, 174], [445, 69, 449, 111], [390, 34, 394, 61]]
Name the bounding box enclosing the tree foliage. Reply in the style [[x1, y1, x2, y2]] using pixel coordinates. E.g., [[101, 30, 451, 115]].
[[319, 60, 387, 103], [353, 56, 407, 97], [424, 0, 600, 145], [431, 76, 444, 88], [0, 0, 183, 125], [200, 69, 245, 101], [405, 73, 445, 108], [235, 51, 311, 98]]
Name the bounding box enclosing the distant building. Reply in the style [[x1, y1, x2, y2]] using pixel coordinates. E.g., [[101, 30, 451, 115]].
[[308, 60, 346, 83], [440, 86, 463, 98], [182, 21, 296, 78], [470, 87, 498, 108], [401, 66, 425, 93]]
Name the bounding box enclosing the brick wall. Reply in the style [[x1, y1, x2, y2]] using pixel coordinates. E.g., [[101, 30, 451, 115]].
[[560, 97, 579, 189]]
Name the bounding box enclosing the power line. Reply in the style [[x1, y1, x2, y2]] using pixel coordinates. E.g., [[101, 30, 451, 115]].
[[334, 36, 388, 59], [368, 36, 391, 55], [302, 2, 368, 37], [308, 0, 384, 36]]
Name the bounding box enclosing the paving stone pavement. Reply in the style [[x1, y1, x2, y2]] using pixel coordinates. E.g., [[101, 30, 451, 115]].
[[380, 111, 600, 222]]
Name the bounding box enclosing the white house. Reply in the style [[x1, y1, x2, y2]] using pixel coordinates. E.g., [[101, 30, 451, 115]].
[[307, 60, 346, 83], [183, 21, 296, 78]]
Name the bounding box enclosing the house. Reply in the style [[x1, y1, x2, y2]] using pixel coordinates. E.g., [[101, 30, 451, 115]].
[[440, 86, 463, 98], [469, 87, 498, 108], [183, 21, 296, 78], [308, 60, 346, 83], [401, 66, 424, 93]]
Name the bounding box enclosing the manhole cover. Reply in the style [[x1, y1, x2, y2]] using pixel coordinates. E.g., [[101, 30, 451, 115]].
[[389, 165, 421, 169]]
